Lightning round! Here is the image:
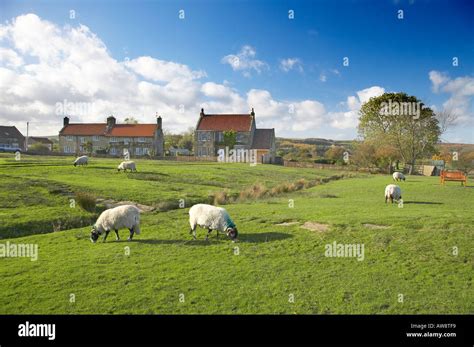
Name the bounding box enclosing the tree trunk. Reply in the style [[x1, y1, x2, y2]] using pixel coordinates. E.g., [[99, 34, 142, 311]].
[[408, 160, 416, 175]]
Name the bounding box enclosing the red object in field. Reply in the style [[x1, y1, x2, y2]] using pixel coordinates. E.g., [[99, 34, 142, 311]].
[[440, 170, 467, 186]]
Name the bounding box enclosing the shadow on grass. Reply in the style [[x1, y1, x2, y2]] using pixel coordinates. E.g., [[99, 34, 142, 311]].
[[118, 232, 293, 245], [403, 201, 443, 205]]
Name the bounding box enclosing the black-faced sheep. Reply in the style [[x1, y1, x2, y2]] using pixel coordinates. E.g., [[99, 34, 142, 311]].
[[189, 204, 238, 241], [385, 184, 402, 204], [90, 205, 141, 243], [392, 172, 406, 181], [117, 161, 137, 172], [73, 155, 88, 167]]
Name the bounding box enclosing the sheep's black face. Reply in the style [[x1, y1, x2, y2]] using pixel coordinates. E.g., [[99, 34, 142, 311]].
[[227, 227, 238, 241], [90, 228, 101, 243]]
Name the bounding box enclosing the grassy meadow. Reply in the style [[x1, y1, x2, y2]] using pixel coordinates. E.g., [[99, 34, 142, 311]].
[[0, 153, 472, 314]]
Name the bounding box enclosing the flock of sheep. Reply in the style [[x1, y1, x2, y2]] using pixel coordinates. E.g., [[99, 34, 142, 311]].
[[73, 155, 136, 172], [73, 155, 238, 243], [73, 155, 405, 244]]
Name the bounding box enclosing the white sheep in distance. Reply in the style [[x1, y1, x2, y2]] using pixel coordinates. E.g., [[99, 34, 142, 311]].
[[189, 204, 238, 241], [117, 161, 137, 172], [73, 155, 88, 167], [392, 172, 406, 181], [90, 205, 141, 243], [385, 184, 402, 204]]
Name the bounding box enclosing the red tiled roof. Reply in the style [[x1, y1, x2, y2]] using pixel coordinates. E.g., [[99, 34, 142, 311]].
[[197, 114, 253, 132], [60, 123, 157, 137], [59, 124, 106, 136], [107, 124, 156, 137]]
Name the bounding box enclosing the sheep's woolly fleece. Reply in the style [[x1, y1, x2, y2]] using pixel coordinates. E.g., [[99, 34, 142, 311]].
[[94, 204, 141, 234], [189, 204, 236, 232]]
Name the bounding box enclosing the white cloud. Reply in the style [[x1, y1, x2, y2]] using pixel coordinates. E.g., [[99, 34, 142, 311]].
[[125, 56, 206, 82], [246, 89, 326, 131], [221, 45, 268, 76], [0, 14, 331, 137], [356, 86, 385, 104], [429, 71, 474, 124], [429, 70, 449, 93], [319, 73, 327, 82], [0, 48, 24, 67], [329, 86, 385, 129], [279, 58, 303, 72]]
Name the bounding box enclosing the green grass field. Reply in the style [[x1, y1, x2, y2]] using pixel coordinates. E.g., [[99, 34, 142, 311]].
[[0, 154, 472, 314]]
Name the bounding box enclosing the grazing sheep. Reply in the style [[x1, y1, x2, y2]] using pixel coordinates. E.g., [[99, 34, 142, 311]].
[[73, 155, 88, 167], [392, 172, 406, 181], [189, 204, 238, 241], [90, 205, 141, 243], [117, 161, 137, 172], [385, 184, 402, 204]]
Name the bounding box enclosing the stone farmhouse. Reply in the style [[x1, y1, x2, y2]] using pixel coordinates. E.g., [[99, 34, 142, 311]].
[[59, 115, 164, 157], [194, 108, 276, 163]]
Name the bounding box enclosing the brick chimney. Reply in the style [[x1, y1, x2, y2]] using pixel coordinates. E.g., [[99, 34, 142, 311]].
[[107, 115, 116, 128], [157, 115, 162, 128], [200, 108, 205, 118], [250, 108, 255, 117], [63, 116, 70, 126]]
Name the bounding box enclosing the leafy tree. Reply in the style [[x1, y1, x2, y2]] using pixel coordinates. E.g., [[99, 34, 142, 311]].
[[178, 127, 194, 151], [358, 92, 441, 174], [84, 141, 93, 155], [324, 146, 345, 161], [223, 130, 237, 149], [124, 117, 138, 124], [28, 143, 50, 154], [352, 142, 377, 169], [452, 151, 474, 173]]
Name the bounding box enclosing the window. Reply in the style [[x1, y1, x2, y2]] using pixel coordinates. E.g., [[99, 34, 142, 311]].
[[216, 132, 224, 143], [135, 147, 142, 156], [198, 147, 210, 157], [137, 137, 145, 143], [66, 136, 73, 141], [236, 132, 246, 143], [92, 136, 100, 142], [110, 147, 117, 155], [198, 132, 211, 142], [110, 137, 118, 143], [79, 137, 86, 143]]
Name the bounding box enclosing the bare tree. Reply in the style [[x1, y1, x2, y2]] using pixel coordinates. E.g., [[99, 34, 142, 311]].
[[436, 108, 458, 140]]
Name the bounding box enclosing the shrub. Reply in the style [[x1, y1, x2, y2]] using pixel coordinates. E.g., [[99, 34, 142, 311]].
[[156, 200, 179, 212], [75, 192, 96, 212], [239, 183, 268, 200], [213, 190, 230, 205]]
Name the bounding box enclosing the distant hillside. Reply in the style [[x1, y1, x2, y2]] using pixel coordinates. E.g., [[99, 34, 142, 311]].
[[276, 137, 355, 156]]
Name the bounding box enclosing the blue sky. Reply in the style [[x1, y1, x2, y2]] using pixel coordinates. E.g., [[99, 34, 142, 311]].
[[0, 0, 473, 142]]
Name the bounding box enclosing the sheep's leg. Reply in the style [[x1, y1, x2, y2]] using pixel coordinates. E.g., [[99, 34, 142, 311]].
[[205, 228, 212, 241], [114, 229, 120, 241], [189, 225, 197, 240], [128, 228, 135, 241], [103, 230, 110, 242]]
